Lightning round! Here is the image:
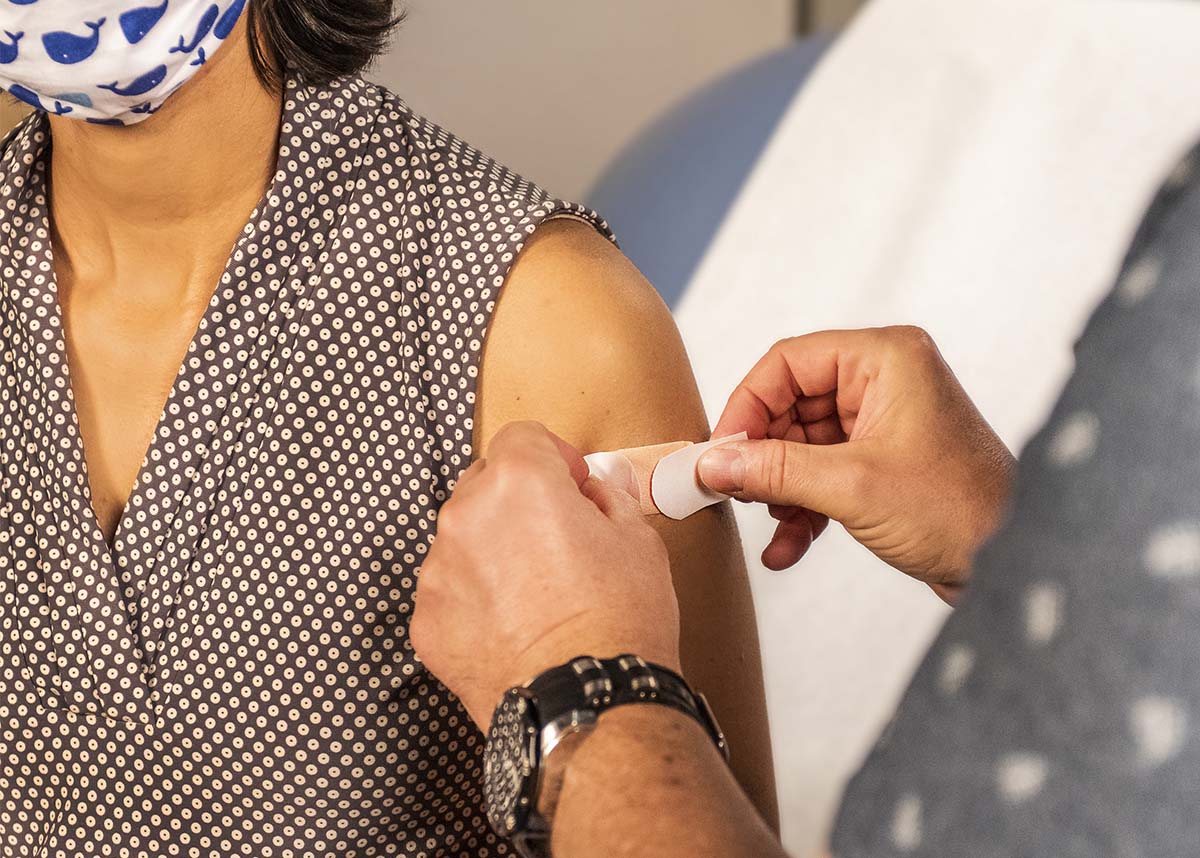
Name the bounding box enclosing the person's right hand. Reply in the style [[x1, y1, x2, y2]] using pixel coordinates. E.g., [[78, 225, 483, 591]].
[[697, 327, 1016, 603]]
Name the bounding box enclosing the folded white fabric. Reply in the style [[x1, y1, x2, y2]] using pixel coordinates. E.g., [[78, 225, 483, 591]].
[[674, 1, 1200, 852]]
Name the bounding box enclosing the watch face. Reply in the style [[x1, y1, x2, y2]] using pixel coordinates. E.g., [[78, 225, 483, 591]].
[[484, 688, 540, 837]]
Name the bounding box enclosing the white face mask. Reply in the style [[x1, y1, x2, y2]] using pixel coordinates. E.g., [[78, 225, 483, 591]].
[[0, 0, 248, 126]]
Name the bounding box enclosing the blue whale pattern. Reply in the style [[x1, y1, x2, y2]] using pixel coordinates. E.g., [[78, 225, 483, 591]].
[[42, 18, 105, 64], [0, 29, 21, 64], [97, 63, 167, 97], [7, 83, 42, 109], [53, 91, 94, 108], [8, 84, 77, 115], [5, 1, 243, 122], [119, 0, 169, 45], [214, 0, 246, 40], [169, 4, 216, 54]]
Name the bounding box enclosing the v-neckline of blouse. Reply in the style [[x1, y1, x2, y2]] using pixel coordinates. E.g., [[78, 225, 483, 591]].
[[0, 75, 380, 723], [42, 149, 270, 616], [48, 155, 274, 558]]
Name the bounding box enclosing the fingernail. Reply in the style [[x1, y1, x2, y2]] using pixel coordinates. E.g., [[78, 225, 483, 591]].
[[698, 447, 745, 494]]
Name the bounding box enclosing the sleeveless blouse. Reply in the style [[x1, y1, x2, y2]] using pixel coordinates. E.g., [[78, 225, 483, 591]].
[[0, 74, 608, 857]]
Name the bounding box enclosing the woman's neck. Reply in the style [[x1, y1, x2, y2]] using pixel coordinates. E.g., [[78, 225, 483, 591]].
[[46, 18, 282, 286]]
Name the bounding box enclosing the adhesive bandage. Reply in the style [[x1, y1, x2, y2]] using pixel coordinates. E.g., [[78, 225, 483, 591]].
[[583, 433, 748, 520]]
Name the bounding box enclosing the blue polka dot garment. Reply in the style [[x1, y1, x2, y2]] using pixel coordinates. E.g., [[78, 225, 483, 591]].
[[0, 0, 248, 125], [0, 73, 610, 856], [832, 146, 1200, 857]]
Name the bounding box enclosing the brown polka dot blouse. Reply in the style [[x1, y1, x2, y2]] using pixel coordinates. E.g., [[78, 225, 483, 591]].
[[0, 74, 608, 856]]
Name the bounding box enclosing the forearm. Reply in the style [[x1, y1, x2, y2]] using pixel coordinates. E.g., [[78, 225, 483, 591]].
[[657, 505, 779, 829], [552, 705, 788, 858]]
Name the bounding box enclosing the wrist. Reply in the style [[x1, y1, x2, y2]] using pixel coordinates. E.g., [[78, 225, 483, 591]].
[[563, 704, 712, 790], [483, 654, 722, 856], [508, 633, 682, 699], [552, 706, 739, 858], [538, 685, 714, 820]]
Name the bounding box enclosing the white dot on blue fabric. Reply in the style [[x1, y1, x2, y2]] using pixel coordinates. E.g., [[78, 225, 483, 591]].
[[890, 793, 923, 853], [1046, 411, 1099, 468], [1143, 522, 1200, 580], [996, 752, 1048, 803], [1130, 696, 1188, 768], [1024, 582, 1063, 646], [937, 643, 975, 696]]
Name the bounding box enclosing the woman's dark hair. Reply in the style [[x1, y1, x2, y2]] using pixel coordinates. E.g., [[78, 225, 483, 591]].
[[247, 0, 406, 89]]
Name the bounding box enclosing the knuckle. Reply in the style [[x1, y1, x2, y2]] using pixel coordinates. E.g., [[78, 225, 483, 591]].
[[843, 453, 875, 498], [493, 420, 550, 450], [455, 460, 484, 485], [522, 465, 559, 499], [514, 419, 550, 434], [434, 500, 464, 534], [415, 562, 441, 597], [761, 439, 798, 498], [489, 456, 532, 497], [893, 325, 939, 356], [769, 336, 799, 359]]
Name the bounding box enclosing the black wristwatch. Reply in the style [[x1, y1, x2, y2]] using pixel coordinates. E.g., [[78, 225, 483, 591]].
[[482, 654, 728, 858]]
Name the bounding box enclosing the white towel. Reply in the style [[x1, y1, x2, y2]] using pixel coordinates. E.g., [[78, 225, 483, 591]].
[[674, 1, 1200, 852]]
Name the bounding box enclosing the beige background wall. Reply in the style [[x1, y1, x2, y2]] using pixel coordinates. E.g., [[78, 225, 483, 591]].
[[812, 0, 867, 30], [371, 0, 796, 200]]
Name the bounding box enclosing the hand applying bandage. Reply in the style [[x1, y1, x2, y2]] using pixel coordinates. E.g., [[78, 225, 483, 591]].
[[583, 433, 749, 520], [413, 422, 783, 858], [412, 421, 681, 728], [694, 327, 1017, 603]]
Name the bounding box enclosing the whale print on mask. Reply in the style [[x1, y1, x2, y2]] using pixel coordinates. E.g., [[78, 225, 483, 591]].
[[119, 0, 169, 45], [0, 29, 21, 64], [169, 3, 216, 54], [42, 18, 105, 64], [7, 81, 70, 115], [53, 91, 93, 107], [97, 63, 166, 97], [0, 0, 249, 124], [7, 81, 41, 108], [214, 0, 245, 40]]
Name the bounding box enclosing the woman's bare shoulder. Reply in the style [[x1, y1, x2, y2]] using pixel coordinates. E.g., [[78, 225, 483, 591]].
[[474, 217, 710, 456]]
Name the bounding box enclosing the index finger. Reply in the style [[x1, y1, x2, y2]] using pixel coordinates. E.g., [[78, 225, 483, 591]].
[[484, 420, 591, 488], [712, 330, 872, 439]]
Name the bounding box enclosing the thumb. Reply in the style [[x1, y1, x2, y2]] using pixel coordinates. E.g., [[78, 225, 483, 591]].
[[697, 439, 865, 522]]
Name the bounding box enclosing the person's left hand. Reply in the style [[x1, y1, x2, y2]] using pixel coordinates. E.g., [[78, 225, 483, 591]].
[[411, 421, 682, 729]]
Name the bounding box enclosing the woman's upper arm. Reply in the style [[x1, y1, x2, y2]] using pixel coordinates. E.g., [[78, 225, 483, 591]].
[[474, 218, 779, 828]]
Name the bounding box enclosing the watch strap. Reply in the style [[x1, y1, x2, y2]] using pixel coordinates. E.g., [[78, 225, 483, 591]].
[[527, 654, 728, 761]]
